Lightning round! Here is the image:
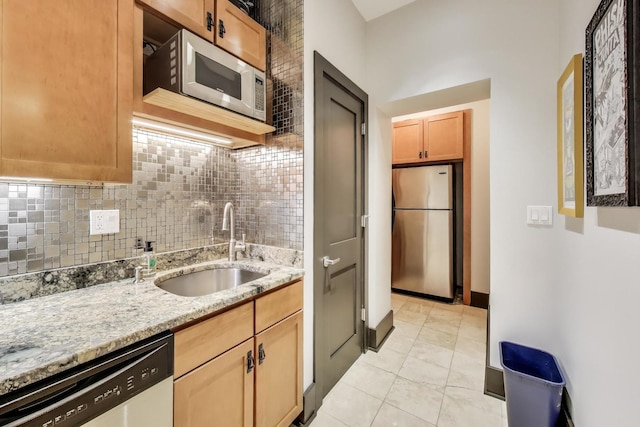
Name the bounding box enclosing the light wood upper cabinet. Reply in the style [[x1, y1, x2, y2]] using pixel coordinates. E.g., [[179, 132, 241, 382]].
[[137, 0, 265, 71], [255, 311, 303, 427], [424, 111, 464, 162], [174, 338, 254, 427], [137, 0, 215, 42], [0, 0, 133, 183], [392, 119, 424, 165], [214, 0, 266, 71], [392, 111, 464, 165]]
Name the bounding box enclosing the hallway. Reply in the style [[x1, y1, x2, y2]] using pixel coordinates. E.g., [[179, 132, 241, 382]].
[[308, 293, 507, 426]]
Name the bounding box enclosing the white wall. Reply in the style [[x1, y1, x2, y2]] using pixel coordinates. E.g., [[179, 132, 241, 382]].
[[554, 1, 640, 425], [303, 0, 367, 389], [394, 99, 491, 294], [362, 0, 640, 424]]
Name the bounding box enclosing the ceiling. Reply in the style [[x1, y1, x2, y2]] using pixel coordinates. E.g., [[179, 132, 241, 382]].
[[351, 0, 416, 22]]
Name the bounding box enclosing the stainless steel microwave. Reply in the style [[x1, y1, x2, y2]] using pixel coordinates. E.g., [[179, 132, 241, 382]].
[[144, 29, 266, 122]]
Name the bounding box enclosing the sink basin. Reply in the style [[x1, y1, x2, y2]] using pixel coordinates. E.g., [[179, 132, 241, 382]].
[[156, 268, 267, 297]]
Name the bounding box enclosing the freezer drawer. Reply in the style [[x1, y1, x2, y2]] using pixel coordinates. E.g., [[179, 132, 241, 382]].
[[392, 209, 453, 299]]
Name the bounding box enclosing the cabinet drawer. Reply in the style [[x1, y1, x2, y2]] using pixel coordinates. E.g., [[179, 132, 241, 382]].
[[255, 280, 303, 334], [174, 302, 254, 378]]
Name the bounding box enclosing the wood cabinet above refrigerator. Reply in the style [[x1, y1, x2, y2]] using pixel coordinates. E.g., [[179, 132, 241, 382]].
[[392, 111, 464, 165]]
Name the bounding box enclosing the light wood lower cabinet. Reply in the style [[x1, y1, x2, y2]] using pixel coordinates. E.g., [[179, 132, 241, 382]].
[[174, 339, 254, 427], [173, 280, 303, 426], [255, 311, 303, 427], [173, 301, 254, 378]]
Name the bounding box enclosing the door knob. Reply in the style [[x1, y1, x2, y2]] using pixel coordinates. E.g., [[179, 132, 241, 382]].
[[322, 256, 341, 268]]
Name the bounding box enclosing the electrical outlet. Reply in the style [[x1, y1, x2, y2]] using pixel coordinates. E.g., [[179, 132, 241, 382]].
[[90, 210, 120, 235]]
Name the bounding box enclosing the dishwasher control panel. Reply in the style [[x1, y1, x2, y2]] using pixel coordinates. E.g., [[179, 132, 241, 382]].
[[0, 332, 173, 427]]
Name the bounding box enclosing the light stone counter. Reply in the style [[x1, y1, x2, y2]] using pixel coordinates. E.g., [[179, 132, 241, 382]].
[[0, 258, 303, 395]]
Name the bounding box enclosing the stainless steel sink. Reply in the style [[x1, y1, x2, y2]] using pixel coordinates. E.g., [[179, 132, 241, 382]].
[[156, 267, 267, 297]]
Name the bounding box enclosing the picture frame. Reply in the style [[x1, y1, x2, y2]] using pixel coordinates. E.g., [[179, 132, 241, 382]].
[[585, 0, 640, 206], [557, 54, 584, 217]]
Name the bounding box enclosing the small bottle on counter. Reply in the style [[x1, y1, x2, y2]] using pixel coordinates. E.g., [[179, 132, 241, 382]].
[[133, 266, 144, 284], [143, 241, 157, 279]]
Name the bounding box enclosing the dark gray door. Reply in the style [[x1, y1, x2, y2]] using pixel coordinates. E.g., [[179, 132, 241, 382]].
[[314, 52, 367, 405]]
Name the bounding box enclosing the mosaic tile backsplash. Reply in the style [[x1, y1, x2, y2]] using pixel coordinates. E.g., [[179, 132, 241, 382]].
[[0, 0, 303, 280]]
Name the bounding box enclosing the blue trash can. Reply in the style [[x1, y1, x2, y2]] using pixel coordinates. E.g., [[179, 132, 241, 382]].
[[499, 341, 565, 427]]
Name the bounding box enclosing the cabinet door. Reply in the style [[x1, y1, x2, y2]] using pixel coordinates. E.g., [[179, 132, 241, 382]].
[[174, 339, 254, 427], [424, 111, 464, 161], [0, 0, 132, 183], [392, 119, 424, 165], [255, 311, 303, 427], [215, 0, 266, 71], [137, 0, 215, 42]]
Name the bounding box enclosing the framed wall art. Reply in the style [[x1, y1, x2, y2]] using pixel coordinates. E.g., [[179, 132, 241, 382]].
[[585, 0, 640, 206], [558, 54, 584, 217]]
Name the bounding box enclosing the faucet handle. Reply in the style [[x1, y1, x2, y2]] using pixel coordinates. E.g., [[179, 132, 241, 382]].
[[236, 233, 246, 251]]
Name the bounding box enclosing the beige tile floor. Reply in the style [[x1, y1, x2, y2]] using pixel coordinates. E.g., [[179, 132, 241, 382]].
[[308, 292, 507, 427]]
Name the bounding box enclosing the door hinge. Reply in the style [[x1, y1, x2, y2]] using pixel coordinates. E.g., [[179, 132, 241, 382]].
[[361, 307, 366, 322], [361, 215, 368, 228], [361, 123, 366, 136], [206, 12, 213, 31]]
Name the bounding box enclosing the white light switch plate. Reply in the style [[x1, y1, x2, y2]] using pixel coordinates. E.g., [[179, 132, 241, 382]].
[[527, 206, 553, 225], [90, 210, 120, 235]]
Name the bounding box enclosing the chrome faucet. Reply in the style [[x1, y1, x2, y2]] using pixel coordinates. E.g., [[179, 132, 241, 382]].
[[222, 202, 245, 261]]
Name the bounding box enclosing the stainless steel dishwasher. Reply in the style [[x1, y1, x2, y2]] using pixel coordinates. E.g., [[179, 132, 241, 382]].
[[0, 331, 173, 427]]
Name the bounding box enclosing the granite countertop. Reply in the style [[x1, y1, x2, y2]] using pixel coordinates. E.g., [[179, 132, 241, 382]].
[[0, 259, 304, 396]]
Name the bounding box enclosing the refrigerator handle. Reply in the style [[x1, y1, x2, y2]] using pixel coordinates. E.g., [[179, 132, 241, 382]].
[[391, 191, 396, 231]]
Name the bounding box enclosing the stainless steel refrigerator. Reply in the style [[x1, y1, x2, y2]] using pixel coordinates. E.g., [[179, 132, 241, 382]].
[[392, 164, 454, 299]]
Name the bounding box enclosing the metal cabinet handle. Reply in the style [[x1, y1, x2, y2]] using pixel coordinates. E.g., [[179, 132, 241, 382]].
[[258, 343, 266, 365], [419, 151, 423, 159], [322, 256, 341, 268], [424, 150, 428, 158], [247, 350, 255, 373], [219, 19, 226, 38]]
